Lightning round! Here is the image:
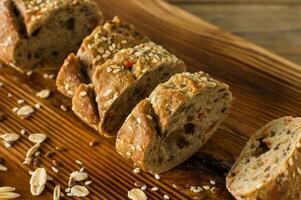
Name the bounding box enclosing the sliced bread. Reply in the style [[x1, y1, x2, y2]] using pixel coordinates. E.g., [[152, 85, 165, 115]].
[[93, 42, 186, 137], [226, 116, 301, 200], [0, 0, 103, 70], [56, 16, 149, 97], [116, 71, 233, 173]]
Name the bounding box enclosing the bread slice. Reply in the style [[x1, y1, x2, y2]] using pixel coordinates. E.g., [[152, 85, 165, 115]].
[[93, 42, 186, 137], [56, 53, 87, 97], [0, 0, 103, 70], [72, 83, 99, 130], [226, 116, 301, 200], [116, 71, 233, 173], [56, 16, 149, 97]]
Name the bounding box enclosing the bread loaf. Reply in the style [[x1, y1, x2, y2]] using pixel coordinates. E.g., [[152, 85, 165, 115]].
[[226, 116, 301, 200], [56, 16, 149, 98], [116, 71, 233, 173], [93, 42, 186, 137], [0, 0, 103, 70]]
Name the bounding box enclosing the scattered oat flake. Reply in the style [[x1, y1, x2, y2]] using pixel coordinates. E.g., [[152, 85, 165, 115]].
[[28, 133, 47, 144], [0, 191, 20, 199], [151, 187, 159, 191], [89, 140, 99, 147], [34, 151, 40, 157], [70, 171, 88, 182], [134, 182, 144, 187], [36, 89, 51, 99], [12, 107, 18, 112], [203, 185, 210, 190], [20, 129, 26, 135], [53, 185, 60, 200], [56, 146, 66, 151], [69, 185, 89, 197], [17, 99, 25, 104], [75, 160, 83, 165], [128, 188, 147, 200], [4, 142, 12, 148], [60, 105, 67, 111], [26, 70, 33, 76], [0, 187, 15, 193], [68, 178, 75, 187], [30, 168, 47, 196], [35, 103, 41, 109], [154, 174, 160, 180], [65, 188, 71, 193], [210, 180, 216, 185], [133, 168, 140, 174], [85, 181, 92, 186], [52, 167, 59, 173], [0, 133, 20, 142], [26, 143, 40, 158], [52, 160, 60, 167], [141, 185, 147, 191], [17, 105, 34, 117], [163, 194, 170, 199]]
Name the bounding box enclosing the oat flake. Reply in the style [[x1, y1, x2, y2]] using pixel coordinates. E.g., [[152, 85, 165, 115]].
[[17, 105, 35, 117], [128, 188, 147, 200], [0, 133, 20, 142], [28, 133, 47, 144], [69, 185, 89, 197], [36, 89, 51, 99], [53, 185, 60, 200], [30, 168, 47, 196], [70, 171, 88, 182]]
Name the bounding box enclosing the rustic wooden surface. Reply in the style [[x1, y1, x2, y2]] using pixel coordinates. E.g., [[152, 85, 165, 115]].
[[1, 0, 301, 199], [168, 0, 301, 65]]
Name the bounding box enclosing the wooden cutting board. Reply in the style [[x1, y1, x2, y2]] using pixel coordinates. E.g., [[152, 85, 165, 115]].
[[1, 0, 301, 199]]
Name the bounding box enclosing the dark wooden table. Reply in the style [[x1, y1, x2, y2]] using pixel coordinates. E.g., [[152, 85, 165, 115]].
[[169, 0, 301, 65]]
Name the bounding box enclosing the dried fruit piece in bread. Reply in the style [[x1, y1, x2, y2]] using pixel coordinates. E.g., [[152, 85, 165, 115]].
[[93, 42, 186, 137], [116, 71, 233, 173], [226, 116, 301, 200]]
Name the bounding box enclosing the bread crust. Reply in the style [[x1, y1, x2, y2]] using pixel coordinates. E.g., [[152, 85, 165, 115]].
[[72, 83, 99, 130], [56, 16, 149, 98], [0, 0, 21, 65], [226, 116, 301, 200], [93, 42, 186, 137], [116, 99, 160, 168], [56, 53, 87, 97], [116, 72, 233, 173], [0, 0, 103, 70]]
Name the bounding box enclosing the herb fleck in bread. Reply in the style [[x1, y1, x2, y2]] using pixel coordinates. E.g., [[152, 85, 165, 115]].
[[116, 71, 233, 173], [56, 16, 149, 97], [0, 0, 103, 70], [93, 42, 186, 137], [226, 116, 301, 200]]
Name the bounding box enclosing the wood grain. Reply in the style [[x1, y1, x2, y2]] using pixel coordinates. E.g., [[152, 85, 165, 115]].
[[168, 0, 301, 3], [168, 1, 301, 65], [1, 0, 301, 199]]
